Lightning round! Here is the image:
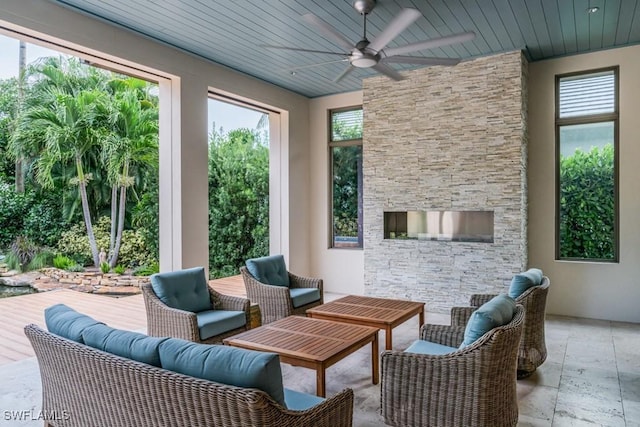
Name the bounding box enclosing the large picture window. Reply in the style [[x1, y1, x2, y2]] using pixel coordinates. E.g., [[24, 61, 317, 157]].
[[329, 108, 363, 249], [556, 68, 618, 262]]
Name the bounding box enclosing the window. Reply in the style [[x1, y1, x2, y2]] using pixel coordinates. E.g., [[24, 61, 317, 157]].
[[556, 68, 618, 262], [329, 107, 363, 248]]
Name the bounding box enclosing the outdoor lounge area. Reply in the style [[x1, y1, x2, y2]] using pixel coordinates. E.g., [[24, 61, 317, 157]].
[[1, 0, 640, 426], [1, 286, 639, 426]]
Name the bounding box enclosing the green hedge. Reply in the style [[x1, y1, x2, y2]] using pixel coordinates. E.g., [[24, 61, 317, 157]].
[[559, 144, 615, 260]]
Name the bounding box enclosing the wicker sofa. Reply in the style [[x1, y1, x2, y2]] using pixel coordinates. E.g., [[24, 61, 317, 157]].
[[25, 305, 354, 427]]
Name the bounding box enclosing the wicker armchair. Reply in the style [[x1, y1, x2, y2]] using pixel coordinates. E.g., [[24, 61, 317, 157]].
[[142, 268, 251, 344], [240, 266, 323, 324], [25, 324, 355, 427], [466, 276, 550, 378], [381, 305, 525, 427]]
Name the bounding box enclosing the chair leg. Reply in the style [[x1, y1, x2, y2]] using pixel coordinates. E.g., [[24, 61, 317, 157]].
[[517, 369, 534, 379]]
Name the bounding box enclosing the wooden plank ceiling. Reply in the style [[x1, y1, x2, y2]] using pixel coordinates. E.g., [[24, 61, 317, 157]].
[[50, 0, 640, 97]]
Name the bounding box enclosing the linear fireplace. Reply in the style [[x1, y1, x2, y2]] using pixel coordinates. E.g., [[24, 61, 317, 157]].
[[384, 210, 494, 243]]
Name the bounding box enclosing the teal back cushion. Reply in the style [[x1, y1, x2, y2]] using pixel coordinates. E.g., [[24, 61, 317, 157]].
[[509, 268, 543, 299], [461, 294, 516, 348], [150, 267, 212, 313], [246, 255, 290, 287], [82, 323, 167, 367], [44, 304, 103, 343], [159, 338, 286, 408]]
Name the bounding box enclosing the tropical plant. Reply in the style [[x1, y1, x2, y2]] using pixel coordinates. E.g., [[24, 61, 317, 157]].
[[100, 262, 110, 274], [53, 254, 76, 270], [6, 235, 42, 272], [102, 78, 158, 267]]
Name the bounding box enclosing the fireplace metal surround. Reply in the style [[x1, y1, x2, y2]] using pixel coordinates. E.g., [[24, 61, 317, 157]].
[[384, 210, 494, 243]]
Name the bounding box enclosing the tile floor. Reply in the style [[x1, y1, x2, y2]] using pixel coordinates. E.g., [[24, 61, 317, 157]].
[[0, 303, 638, 426]]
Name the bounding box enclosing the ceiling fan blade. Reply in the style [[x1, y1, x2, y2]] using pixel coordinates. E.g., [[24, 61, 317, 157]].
[[382, 55, 460, 66], [367, 8, 422, 53], [333, 65, 354, 83], [261, 45, 348, 56], [302, 14, 354, 51], [288, 58, 350, 72], [372, 63, 404, 81], [383, 31, 476, 57]]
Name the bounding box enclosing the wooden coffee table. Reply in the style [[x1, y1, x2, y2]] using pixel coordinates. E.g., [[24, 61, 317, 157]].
[[223, 316, 379, 397], [306, 295, 425, 350]]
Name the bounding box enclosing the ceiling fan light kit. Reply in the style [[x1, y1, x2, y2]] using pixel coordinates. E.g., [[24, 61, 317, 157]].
[[264, 0, 475, 83]]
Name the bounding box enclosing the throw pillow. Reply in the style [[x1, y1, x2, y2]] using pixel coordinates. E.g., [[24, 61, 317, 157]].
[[460, 293, 516, 348]]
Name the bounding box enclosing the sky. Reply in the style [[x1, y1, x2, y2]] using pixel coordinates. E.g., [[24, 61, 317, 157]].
[[0, 33, 265, 133]]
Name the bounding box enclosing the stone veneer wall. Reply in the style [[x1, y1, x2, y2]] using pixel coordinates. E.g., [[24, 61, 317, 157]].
[[362, 51, 528, 313]]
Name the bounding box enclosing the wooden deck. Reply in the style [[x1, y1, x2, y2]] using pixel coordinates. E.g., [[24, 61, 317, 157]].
[[0, 274, 246, 366]]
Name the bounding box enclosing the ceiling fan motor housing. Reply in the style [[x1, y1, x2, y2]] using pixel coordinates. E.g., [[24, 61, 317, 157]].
[[351, 39, 379, 68], [353, 0, 376, 15]]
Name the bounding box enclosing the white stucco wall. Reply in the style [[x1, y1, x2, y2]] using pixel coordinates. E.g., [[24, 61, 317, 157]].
[[0, 0, 311, 274], [528, 45, 640, 323], [308, 91, 364, 295]]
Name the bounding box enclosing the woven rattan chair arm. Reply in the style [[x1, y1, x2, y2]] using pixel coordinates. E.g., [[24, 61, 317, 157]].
[[419, 324, 465, 347], [279, 388, 354, 427], [211, 288, 251, 312], [450, 306, 476, 327], [469, 293, 497, 307], [288, 272, 323, 291], [289, 272, 324, 306], [141, 284, 199, 340]]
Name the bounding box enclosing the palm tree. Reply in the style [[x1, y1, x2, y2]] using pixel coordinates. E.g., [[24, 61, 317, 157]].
[[103, 80, 158, 267], [12, 88, 108, 266]]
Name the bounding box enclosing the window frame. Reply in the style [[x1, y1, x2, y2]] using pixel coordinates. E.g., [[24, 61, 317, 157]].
[[554, 66, 620, 262], [328, 106, 363, 249]]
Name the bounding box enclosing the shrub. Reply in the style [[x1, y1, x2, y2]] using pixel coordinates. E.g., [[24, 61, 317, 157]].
[[8, 236, 38, 272], [22, 195, 71, 248], [113, 265, 126, 274], [5, 236, 50, 272], [29, 249, 55, 270], [559, 144, 615, 259], [66, 264, 85, 272], [53, 255, 76, 270], [0, 183, 34, 250], [132, 262, 159, 276], [57, 216, 155, 267], [100, 262, 110, 274]]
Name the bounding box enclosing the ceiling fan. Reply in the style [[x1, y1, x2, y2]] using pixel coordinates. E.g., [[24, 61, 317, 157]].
[[263, 0, 475, 83]]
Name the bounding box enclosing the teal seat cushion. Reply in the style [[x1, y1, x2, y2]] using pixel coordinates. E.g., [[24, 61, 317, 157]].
[[246, 255, 290, 287], [159, 339, 286, 408], [404, 340, 457, 355], [461, 293, 516, 348], [44, 304, 103, 343], [509, 268, 543, 299], [150, 267, 212, 313], [196, 310, 246, 340], [284, 388, 325, 411], [289, 288, 321, 308], [82, 323, 167, 367]]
